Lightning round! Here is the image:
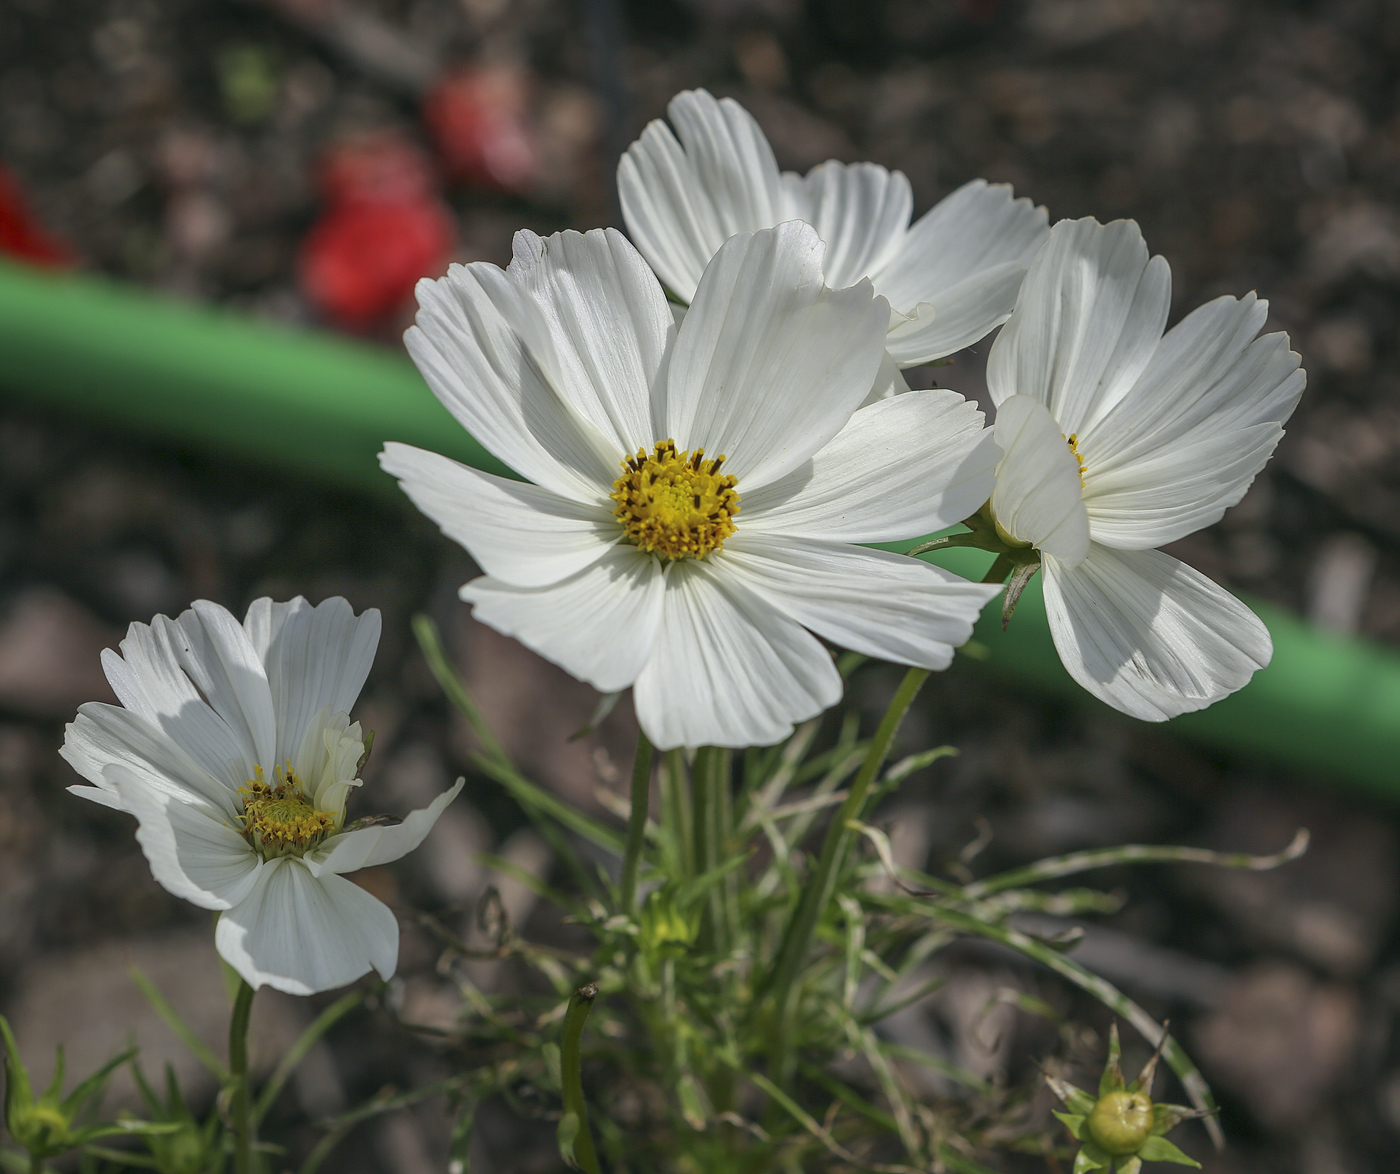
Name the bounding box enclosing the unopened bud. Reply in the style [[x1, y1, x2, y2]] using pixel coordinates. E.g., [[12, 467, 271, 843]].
[[1087, 1090, 1155, 1155]]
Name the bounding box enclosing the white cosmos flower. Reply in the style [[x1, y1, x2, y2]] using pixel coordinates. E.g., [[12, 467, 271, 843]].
[[984, 218, 1306, 721], [618, 88, 1049, 394], [60, 596, 463, 995], [380, 221, 1001, 750]]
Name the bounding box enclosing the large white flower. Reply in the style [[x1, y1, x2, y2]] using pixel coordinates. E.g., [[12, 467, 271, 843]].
[[983, 218, 1306, 720], [381, 221, 1001, 750], [61, 596, 462, 995], [618, 88, 1049, 388]]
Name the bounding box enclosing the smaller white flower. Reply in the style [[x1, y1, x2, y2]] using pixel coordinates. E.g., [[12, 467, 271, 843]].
[[618, 88, 1049, 389], [983, 218, 1306, 720], [61, 596, 462, 995]]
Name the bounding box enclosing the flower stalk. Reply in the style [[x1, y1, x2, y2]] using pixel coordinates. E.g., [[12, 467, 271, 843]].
[[559, 984, 601, 1174], [620, 730, 654, 916], [229, 979, 256, 1174]]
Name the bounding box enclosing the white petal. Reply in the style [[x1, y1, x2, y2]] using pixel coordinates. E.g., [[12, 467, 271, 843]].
[[862, 348, 913, 407], [169, 602, 277, 776], [62, 703, 241, 816], [741, 388, 997, 542], [1079, 294, 1305, 547], [461, 545, 665, 693], [783, 160, 912, 289], [883, 261, 1029, 365], [215, 858, 399, 995], [243, 597, 380, 770], [507, 229, 673, 455], [305, 779, 465, 878], [618, 89, 786, 303], [380, 443, 619, 588], [407, 258, 617, 497], [719, 536, 999, 670], [1042, 545, 1271, 722], [874, 179, 1048, 360], [98, 617, 255, 791], [632, 559, 841, 750], [989, 395, 1090, 564], [108, 764, 260, 910], [665, 222, 887, 489], [986, 218, 1170, 437]]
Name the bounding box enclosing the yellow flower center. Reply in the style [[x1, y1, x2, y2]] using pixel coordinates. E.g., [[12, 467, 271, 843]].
[[1065, 432, 1087, 486], [239, 764, 337, 858], [610, 440, 740, 560]]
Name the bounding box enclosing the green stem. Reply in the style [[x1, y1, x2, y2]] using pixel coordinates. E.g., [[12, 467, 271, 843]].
[[692, 748, 735, 953], [229, 979, 256, 1174], [662, 749, 694, 878], [619, 730, 654, 916], [760, 667, 930, 1066], [411, 614, 509, 765], [28, 1153, 42, 1174], [560, 985, 601, 1174]]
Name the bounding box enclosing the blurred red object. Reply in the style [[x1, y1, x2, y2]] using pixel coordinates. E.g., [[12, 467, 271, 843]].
[[0, 165, 73, 268], [299, 134, 455, 331], [423, 64, 537, 194]]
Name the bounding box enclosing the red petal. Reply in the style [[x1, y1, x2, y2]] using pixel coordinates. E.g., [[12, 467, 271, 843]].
[[422, 65, 537, 193]]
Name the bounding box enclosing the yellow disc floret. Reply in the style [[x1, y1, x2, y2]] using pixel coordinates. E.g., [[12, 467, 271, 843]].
[[611, 440, 740, 559], [1065, 432, 1087, 486], [239, 764, 337, 858]]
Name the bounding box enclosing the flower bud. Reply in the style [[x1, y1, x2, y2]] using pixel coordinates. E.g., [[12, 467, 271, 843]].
[[1087, 1090, 1155, 1155]]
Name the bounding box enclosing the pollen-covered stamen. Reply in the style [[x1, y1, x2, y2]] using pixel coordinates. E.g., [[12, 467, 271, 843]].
[[610, 439, 740, 559], [1065, 432, 1087, 486], [239, 763, 337, 858]]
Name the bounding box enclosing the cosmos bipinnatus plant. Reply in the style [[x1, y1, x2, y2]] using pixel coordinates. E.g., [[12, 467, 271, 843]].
[[20, 87, 1310, 1174]]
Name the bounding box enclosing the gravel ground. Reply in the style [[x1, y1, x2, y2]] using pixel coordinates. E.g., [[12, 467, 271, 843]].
[[2, 1, 1400, 1171]]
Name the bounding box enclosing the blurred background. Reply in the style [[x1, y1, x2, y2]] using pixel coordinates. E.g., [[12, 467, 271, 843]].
[[1, 0, 1399, 1170]]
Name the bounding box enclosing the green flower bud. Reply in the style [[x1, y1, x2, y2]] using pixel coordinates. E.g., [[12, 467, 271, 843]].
[[1087, 1090, 1155, 1155]]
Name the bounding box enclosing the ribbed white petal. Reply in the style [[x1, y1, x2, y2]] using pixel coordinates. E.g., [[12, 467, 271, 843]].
[[720, 536, 999, 669], [883, 261, 1030, 365], [741, 388, 997, 542], [863, 348, 912, 406], [665, 223, 887, 489], [987, 218, 1170, 437], [169, 602, 277, 777], [990, 395, 1090, 564], [618, 89, 786, 303], [243, 597, 380, 770], [874, 179, 1048, 362], [380, 443, 619, 588], [63, 703, 242, 816], [98, 617, 255, 793], [215, 858, 399, 995], [1042, 545, 1272, 722], [108, 764, 261, 910], [507, 229, 673, 455], [306, 779, 464, 878], [461, 545, 666, 693], [632, 559, 840, 750], [407, 260, 617, 497], [782, 160, 912, 290], [1080, 293, 1305, 547]]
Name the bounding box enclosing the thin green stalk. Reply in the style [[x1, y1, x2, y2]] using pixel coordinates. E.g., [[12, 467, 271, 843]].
[[229, 979, 256, 1174], [761, 667, 930, 1053], [692, 748, 734, 952], [411, 614, 509, 765], [255, 990, 362, 1123], [619, 730, 654, 916], [661, 749, 694, 878], [559, 985, 601, 1174]]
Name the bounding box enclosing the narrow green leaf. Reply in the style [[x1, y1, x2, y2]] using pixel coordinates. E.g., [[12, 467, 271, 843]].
[[1099, 1024, 1125, 1097], [255, 990, 363, 1123], [1053, 1111, 1087, 1140], [1138, 1136, 1201, 1166], [128, 969, 228, 1083], [473, 755, 625, 855]]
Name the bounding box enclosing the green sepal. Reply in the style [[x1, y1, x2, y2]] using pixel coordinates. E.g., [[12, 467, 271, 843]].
[[1117, 1158, 1142, 1174], [1045, 1074, 1096, 1115], [1151, 1102, 1205, 1134], [1099, 1024, 1125, 1097], [1074, 1143, 1110, 1173], [1053, 1111, 1087, 1140], [1138, 1136, 1201, 1166]]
